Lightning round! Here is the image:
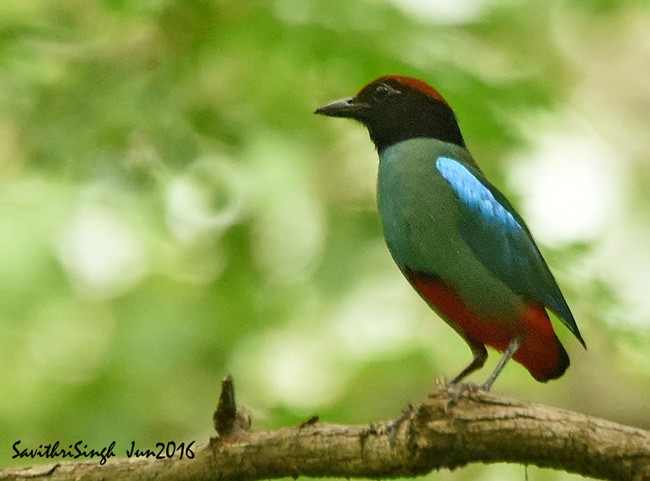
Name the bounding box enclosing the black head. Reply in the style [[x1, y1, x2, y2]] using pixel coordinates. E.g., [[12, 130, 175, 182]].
[[315, 75, 465, 153]]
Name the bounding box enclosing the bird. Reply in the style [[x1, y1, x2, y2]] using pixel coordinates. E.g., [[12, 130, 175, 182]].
[[315, 75, 585, 389]]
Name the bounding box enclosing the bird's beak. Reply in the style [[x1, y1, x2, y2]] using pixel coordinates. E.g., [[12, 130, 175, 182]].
[[314, 97, 370, 118]]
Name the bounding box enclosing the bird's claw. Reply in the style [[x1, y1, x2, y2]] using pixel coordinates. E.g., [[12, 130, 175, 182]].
[[444, 382, 481, 412]]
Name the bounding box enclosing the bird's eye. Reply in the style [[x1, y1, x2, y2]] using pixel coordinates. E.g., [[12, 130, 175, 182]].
[[373, 83, 399, 102]]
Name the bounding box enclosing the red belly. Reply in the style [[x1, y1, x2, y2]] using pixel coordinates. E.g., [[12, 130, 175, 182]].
[[410, 274, 569, 381]]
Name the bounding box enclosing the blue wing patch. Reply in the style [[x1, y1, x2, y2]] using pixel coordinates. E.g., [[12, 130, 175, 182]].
[[436, 157, 522, 233], [435, 156, 585, 346]]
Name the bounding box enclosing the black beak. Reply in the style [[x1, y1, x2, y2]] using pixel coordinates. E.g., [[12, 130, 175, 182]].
[[314, 97, 370, 118]]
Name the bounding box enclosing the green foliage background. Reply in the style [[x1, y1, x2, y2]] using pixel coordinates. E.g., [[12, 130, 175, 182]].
[[1, 1, 649, 479]]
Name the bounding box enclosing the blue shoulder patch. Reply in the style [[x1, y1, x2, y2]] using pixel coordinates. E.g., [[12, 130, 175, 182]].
[[435, 156, 585, 346], [435, 157, 522, 232]]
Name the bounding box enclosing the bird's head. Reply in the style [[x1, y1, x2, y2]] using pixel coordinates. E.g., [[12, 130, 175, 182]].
[[315, 75, 465, 152]]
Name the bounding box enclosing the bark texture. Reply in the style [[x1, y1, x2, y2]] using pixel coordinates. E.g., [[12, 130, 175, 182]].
[[2, 378, 648, 481]]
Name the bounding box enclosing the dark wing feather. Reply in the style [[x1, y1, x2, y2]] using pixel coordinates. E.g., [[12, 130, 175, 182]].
[[436, 156, 585, 347]]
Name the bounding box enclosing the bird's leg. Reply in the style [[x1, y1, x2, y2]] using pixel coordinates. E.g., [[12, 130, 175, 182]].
[[449, 336, 487, 385], [443, 337, 487, 408], [480, 335, 523, 390]]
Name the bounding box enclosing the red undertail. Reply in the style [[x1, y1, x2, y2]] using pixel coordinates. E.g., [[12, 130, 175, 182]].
[[410, 274, 569, 382]]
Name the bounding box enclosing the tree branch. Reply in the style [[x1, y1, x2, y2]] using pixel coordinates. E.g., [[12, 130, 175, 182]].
[[2, 378, 648, 481]]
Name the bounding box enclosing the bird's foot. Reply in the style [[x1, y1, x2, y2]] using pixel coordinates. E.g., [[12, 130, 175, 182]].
[[444, 382, 482, 412]]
